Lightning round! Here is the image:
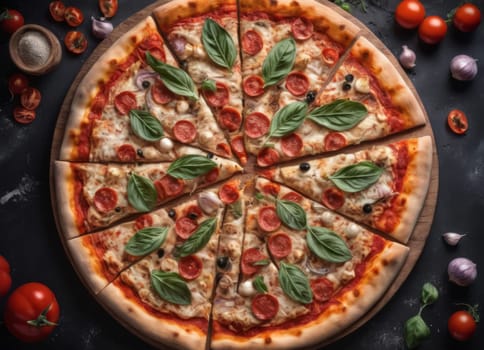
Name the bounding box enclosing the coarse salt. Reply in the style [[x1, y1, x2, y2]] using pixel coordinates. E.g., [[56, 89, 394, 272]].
[[18, 30, 51, 67]]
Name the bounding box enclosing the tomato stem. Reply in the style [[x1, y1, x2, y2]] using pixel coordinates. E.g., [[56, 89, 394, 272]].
[[455, 303, 480, 323], [27, 304, 59, 327]]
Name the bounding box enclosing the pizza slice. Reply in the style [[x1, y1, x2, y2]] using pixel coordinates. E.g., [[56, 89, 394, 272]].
[[96, 191, 225, 350], [54, 152, 242, 237], [251, 35, 427, 166], [153, 0, 247, 164], [59, 16, 232, 162], [261, 136, 433, 243]]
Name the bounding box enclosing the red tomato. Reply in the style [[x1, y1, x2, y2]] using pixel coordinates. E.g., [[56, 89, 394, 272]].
[[0, 270, 12, 297], [64, 6, 84, 27], [13, 107, 36, 124], [453, 3, 481, 32], [448, 310, 476, 341], [395, 0, 426, 29], [4, 282, 60, 342], [447, 109, 468, 134], [0, 9, 24, 34], [99, 0, 118, 18], [8, 73, 29, 95], [418, 16, 448, 44], [64, 31, 88, 54], [49, 1, 66, 22], [20, 87, 42, 110]]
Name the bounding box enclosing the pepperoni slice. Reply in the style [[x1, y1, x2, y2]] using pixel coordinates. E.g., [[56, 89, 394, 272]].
[[245, 112, 270, 139], [178, 255, 203, 280], [242, 30, 263, 56], [257, 148, 280, 167], [291, 17, 314, 40], [114, 91, 137, 115], [155, 175, 184, 199], [204, 167, 220, 184], [324, 132, 347, 151], [219, 182, 239, 204], [311, 277, 334, 302], [216, 143, 232, 157], [322, 187, 345, 210], [268, 232, 292, 259], [257, 206, 281, 232], [261, 182, 280, 197], [184, 205, 203, 219], [219, 107, 242, 132], [251, 294, 279, 321], [151, 80, 175, 105], [241, 247, 266, 275], [173, 120, 197, 143], [134, 214, 153, 230], [175, 217, 198, 239], [90, 93, 107, 116], [243, 75, 265, 97], [116, 144, 137, 161], [203, 82, 229, 108], [322, 48, 339, 66], [281, 133, 303, 157], [281, 191, 303, 203], [230, 135, 247, 165], [93, 187, 118, 213], [285, 72, 310, 97]]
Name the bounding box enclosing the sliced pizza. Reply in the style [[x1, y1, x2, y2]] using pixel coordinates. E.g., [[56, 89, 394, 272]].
[[153, 0, 247, 164], [96, 192, 225, 350], [54, 152, 242, 237], [261, 136, 433, 243], [59, 16, 232, 163]]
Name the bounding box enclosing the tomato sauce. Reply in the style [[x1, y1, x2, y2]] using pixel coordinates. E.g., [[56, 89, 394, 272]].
[[73, 167, 89, 234]]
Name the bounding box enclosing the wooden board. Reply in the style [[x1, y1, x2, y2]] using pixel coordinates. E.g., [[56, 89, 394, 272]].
[[49, 0, 439, 349]]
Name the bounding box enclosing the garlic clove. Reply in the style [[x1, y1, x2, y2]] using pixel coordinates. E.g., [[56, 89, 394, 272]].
[[198, 191, 223, 215], [442, 232, 466, 246], [399, 45, 416, 69], [91, 16, 114, 40]]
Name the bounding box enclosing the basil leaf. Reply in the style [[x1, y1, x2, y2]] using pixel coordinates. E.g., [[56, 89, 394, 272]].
[[306, 226, 352, 263], [276, 199, 307, 230], [229, 200, 242, 219], [329, 161, 383, 193], [127, 173, 158, 212], [150, 270, 191, 305], [201, 79, 217, 92], [202, 18, 237, 70], [125, 227, 169, 256], [252, 259, 270, 266], [267, 101, 308, 139], [167, 155, 217, 180], [175, 217, 217, 257], [146, 51, 198, 100], [253, 275, 268, 294], [421, 282, 439, 305], [307, 99, 368, 131], [262, 38, 296, 87], [278, 262, 312, 304], [255, 192, 265, 201], [404, 315, 431, 349], [129, 110, 164, 142]]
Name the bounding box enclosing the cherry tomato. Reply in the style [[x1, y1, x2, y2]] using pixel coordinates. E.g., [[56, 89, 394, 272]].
[[64, 31, 88, 54], [395, 0, 426, 29], [99, 0, 119, 18], [418, 16, 448, 44], [0, 9, 24, 34], [453, 3, 481, 32], [4, 282, 60, 342], [8, 73, 29, 95], [64, 6, 84, 27], [448, 310, 476, 341], [0, 270, 12, 297], [447, 109, 468, 134], [13, 107, 36, 124], [20, 87, 42, 110], [49, 1, 66, 22]]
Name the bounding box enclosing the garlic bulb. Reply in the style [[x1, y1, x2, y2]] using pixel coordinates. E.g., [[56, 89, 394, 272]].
[[91, 17, 113, 39], [399, 45, 416, 69]]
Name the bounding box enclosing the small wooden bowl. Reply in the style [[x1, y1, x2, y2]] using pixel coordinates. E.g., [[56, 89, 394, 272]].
[[9, 24, 62, 76]]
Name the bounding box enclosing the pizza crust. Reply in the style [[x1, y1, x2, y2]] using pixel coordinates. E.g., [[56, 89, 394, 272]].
[[54, 160, 80, 239]]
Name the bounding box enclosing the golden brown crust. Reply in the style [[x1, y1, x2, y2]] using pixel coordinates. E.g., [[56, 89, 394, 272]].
[[54, 161, 79, 239]]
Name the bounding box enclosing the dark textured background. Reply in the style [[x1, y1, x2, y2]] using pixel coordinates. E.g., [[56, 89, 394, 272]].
[[0, 0, 483, 349]]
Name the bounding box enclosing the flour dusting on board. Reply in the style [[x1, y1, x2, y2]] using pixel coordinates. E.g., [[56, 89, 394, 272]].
[[0, 174, 39, 205], [82, 328, 101, 350]]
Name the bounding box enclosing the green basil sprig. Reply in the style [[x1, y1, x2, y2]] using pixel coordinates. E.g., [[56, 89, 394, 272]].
[[276, 199, 307, 230], [262, 38, 296, 88], [201, 79, 217, 92], [129, 110, 164, 142], [174, 217, 217, 257], [267, 101, 308, 139], [306, 226, 352, 263], [278, 262, 312, 304], [125, 227, 169, 256], [307, 99, 368, 131], [253, 275, 268, 294], [167, 155, 217, 180], [329, 161, 383, 193], [202, 18, 237, 70], [150, 270, 191, 305], [146, 51, 198, 100], [127, 173, 158, 212]]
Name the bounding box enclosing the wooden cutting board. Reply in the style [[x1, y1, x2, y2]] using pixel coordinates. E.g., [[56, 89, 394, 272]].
[[49, 0, 439, 348]]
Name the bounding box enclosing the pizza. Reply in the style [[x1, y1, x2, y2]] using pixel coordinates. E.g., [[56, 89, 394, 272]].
[[51, 0, 435, 349]]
